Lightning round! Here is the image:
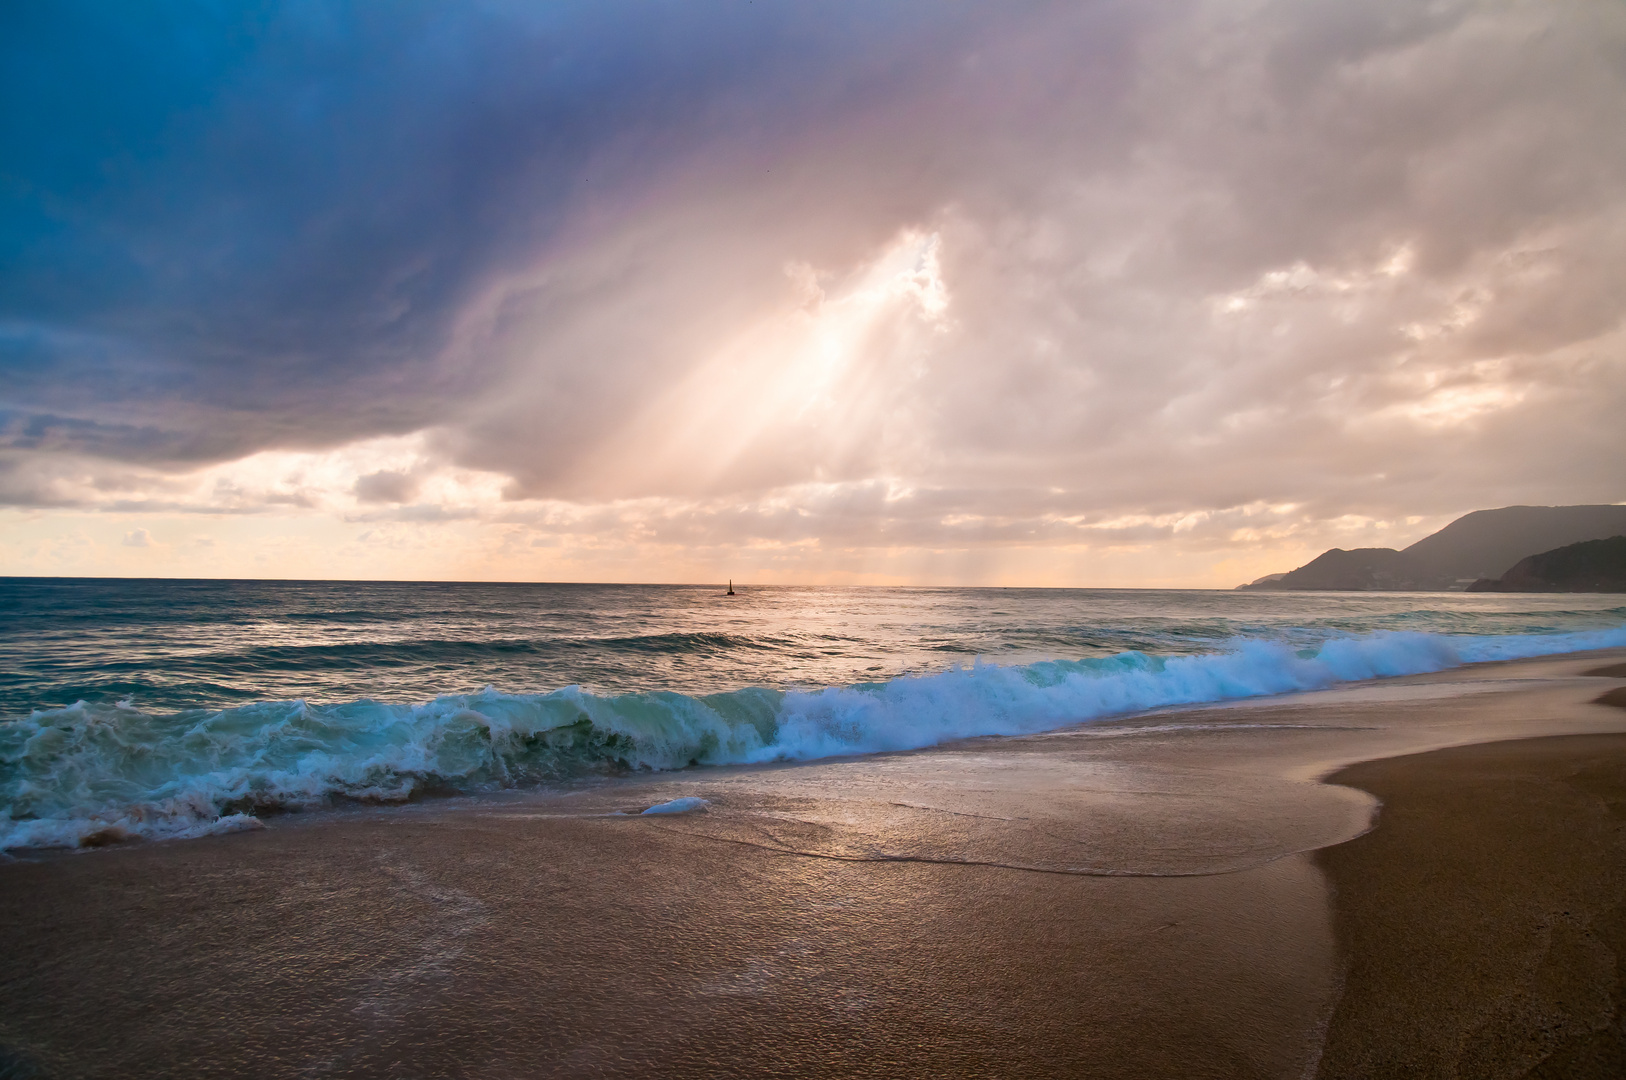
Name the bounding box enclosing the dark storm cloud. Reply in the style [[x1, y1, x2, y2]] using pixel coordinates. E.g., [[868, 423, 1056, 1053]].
[[0, 0, 1015, 459]]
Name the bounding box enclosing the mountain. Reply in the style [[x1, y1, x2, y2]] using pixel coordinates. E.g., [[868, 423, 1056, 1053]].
[[1465, 535, 1626, 592], [1238, 504, 1626, 591], [1244, 548, 1452, 591], [1401, 505, 1626, 582]]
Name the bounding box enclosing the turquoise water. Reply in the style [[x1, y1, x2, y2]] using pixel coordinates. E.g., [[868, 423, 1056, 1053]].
[[2, 578, 1623, 848]]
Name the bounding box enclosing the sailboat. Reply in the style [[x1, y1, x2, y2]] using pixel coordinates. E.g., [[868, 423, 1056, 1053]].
[[726, 579, 735, 596]]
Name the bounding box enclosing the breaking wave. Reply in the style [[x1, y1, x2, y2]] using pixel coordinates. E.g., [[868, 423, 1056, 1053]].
[[3, 625, 1623, 850]]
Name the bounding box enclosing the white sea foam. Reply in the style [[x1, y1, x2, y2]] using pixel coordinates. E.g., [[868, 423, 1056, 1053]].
[[641, 797, 711, 815], [3, 625, 1622, 849]]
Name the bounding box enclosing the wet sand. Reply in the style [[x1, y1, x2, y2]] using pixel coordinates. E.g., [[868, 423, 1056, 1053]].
[[0, 793, 1339, 1078], [2, 650, 1625, 1078], [1315, 734, 1626, 1080]]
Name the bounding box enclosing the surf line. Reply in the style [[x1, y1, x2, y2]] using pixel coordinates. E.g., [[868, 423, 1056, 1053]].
[[634, 819, 1358, 880]]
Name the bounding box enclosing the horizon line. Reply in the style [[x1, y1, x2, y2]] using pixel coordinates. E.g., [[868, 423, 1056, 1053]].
[[0, 574, 1239, 591]]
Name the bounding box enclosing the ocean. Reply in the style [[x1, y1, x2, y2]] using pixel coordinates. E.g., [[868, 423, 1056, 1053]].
[[3, 577, 1624, 850]]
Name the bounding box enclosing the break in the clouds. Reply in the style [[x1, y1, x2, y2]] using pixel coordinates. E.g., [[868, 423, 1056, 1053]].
[[3, 0, 1623, 584]]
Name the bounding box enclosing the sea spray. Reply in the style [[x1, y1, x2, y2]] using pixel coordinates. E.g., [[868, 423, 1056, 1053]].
[[3, 625, 1623, 849]]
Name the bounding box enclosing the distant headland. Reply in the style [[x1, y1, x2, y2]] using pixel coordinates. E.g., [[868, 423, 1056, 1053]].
[[1238, 505, 1626, 592]]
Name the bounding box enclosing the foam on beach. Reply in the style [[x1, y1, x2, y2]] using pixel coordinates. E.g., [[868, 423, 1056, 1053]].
[[4, 625, 1624, 849], [641, 797, 710, 815]]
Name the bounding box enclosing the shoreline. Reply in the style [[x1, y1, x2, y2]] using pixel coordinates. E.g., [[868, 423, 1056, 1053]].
[[2, 650, 1624, 1077], [8, 627, 1626, 853], [1308, 655, 1626, 1077]]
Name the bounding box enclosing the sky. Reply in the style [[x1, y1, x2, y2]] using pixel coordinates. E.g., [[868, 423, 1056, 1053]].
[[3, 0, 1624, 587]]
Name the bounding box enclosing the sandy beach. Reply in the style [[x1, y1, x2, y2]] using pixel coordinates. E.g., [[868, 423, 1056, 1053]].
[[1317, 732, 1626, 1079], [3, 649, 1625, 1078]]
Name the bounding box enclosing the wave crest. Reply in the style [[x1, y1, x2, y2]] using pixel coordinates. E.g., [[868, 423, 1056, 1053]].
[[3, 626, 1622, 849]]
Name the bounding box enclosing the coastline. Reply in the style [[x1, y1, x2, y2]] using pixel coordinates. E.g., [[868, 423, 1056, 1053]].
[[2, 649, 1625, 1078]]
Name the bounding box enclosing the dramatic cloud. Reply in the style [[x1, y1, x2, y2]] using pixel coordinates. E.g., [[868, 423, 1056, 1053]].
[[2, 0, 1623, 583]]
